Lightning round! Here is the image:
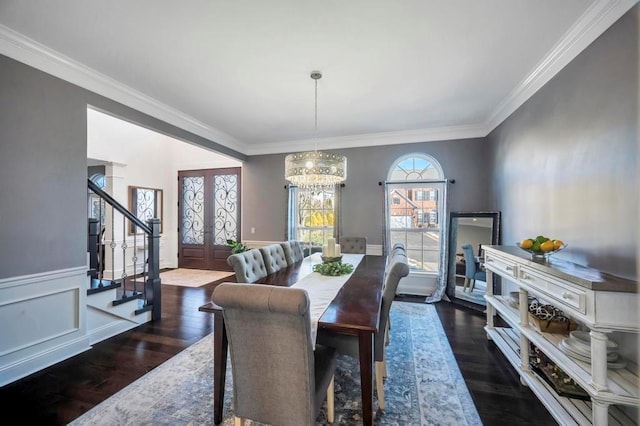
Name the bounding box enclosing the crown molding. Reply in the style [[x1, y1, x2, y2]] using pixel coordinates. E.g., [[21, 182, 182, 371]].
[[0, 24, 248, 154], [245, 123, 490, 156], [486, 0, 638, 132], [1, 0, 634, 156]]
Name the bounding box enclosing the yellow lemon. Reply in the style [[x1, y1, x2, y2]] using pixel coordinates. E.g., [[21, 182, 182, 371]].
[[553, 240, 564, 250], [540, 241, 555, 252], [520, 238, 534, 249]]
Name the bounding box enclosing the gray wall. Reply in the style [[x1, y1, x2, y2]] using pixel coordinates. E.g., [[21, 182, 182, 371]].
[[487, 6, 638, 279], [0, 55, 88, 277], [243, 137, 492, 245], [0, 54, 244, 279]]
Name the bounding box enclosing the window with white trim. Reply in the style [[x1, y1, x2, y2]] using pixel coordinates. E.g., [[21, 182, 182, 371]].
[[385, 154, 445, 273]]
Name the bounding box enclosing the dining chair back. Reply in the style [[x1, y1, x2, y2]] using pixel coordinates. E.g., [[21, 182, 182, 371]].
[[339, 236, 367, 254], [226, 248, 268, 283], [315, 251, 409, 411], [281, 240, 305, 265], [461, 243, 486, 292], [260, 243, 289, 274], [212, 283, 337, 426]]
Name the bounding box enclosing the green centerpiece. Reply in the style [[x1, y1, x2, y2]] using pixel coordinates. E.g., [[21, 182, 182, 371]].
[[313, 261, 354, 276]]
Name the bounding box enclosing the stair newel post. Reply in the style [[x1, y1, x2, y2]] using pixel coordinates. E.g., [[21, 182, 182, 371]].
[[146, 218, 162, 320], [88, 218, 99, 280]]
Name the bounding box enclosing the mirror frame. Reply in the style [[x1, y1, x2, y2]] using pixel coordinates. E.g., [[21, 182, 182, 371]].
[[446, 211, 501, 311], [128, 185, 163, 235]]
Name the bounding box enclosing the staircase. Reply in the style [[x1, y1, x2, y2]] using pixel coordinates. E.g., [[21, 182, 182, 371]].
[[86, 179, 161, 344]]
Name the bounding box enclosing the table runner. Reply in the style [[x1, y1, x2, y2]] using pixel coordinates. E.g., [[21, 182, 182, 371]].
[[292, 253, 365, 345]]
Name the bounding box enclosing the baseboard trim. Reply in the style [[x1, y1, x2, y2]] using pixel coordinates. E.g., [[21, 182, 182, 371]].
[[0, 335, 90, 387]]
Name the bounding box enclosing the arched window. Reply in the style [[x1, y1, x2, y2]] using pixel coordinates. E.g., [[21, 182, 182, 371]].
[[90, 173, 106, 189], [385, 154, 447, 299]]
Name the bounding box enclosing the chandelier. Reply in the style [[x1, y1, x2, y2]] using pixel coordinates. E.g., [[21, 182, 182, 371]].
[[285, 71, 347, 190]]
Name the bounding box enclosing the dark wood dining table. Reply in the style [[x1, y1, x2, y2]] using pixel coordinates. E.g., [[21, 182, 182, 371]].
[[199, 254, 386, 426]]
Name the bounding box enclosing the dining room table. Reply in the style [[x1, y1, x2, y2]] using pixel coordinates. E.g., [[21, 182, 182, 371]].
[[199, 252, 387, 426]]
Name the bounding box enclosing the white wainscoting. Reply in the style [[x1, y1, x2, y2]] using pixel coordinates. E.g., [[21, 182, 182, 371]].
[[242, 242, 435, 296], [243, 241, 384, 254], [0, 267, 91, 387], [396, 273, 438, 296]]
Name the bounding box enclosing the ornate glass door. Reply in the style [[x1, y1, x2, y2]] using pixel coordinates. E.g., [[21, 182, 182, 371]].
[[178, 168, 241, 270]]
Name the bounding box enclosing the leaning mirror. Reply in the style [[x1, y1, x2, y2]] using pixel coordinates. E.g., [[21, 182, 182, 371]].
[[446, 211, 501, 310]]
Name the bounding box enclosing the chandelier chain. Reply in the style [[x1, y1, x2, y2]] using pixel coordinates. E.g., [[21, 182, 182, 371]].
[[314, 74, 319, 151]]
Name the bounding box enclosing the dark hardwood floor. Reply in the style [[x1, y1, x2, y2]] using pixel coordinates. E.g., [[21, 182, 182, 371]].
[[0, 280, 556, 425]]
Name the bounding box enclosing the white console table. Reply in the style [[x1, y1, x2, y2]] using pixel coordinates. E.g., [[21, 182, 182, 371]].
[[483, 245, 638, 425]]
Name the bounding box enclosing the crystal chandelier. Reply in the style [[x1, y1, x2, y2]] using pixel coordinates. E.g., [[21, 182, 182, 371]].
[[285, 71, 347, 190]]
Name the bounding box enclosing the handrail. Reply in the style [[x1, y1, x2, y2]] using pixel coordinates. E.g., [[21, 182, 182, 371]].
[[87, 179, 151, 234]]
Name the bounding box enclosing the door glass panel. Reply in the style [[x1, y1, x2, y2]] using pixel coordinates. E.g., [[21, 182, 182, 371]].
[[182, 176, 205, 244], [213, 174, 239, 245]]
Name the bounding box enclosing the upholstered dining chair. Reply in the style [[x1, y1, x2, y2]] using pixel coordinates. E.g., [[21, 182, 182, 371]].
[[212, 283, 337, 426], [281, 240, 305, 265], [259, 243, 289, 274], [339, 236, 367, 254], [226, 248, 268, 283], [315, 251, 409, 411], [461, 243, 486, 292]]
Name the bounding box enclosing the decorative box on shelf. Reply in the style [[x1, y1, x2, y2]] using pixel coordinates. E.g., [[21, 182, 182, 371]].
[[528, 313, 578, 335], [528, 300, 578, 335]]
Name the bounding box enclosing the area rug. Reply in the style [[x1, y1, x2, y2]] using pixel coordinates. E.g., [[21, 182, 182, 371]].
[[69, 302, 482, 425], [159, 268, 234, 287]]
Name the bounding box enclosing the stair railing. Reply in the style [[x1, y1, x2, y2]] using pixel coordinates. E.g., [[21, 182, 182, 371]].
[[87, 179, 161, 320]]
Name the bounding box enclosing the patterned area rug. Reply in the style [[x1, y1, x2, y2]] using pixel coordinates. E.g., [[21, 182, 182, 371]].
[[69, 302, 481, 425], [159, 268, 234, 287]]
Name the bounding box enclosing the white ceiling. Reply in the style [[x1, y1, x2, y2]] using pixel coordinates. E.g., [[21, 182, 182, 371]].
[[0, 0, 636, 156]]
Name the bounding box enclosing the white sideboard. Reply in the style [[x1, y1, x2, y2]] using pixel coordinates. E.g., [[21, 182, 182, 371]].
[[483, 245, 638, 425]]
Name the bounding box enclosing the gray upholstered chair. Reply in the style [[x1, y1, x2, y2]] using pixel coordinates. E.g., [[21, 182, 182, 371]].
[[316, 251, 409, 411], [259, 243, 289, 274], [212, 283, 337, 426], [392, 242, 406, 253], [281, 240, 305, 265], [226, 249, 268, 283], [339, 236, 367, 254]]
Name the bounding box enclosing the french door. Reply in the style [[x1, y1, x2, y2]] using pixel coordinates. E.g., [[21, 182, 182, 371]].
[[178, 168, 241, 271]]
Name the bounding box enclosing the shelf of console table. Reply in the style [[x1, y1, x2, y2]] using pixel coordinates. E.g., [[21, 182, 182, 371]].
[[483, 245, 638, 426]]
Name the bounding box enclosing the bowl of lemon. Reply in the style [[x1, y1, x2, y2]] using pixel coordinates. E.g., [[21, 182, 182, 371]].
[[517, 235, 566, 260]]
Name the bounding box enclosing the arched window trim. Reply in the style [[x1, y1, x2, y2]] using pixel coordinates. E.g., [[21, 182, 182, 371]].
[[89, 173, 106, 189], [387, 153, 444, 183]]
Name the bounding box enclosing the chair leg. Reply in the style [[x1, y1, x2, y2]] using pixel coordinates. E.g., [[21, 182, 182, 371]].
[[462, 277, 470, 292], [385, 320, 390, 346], [327, 376, 335, 423], [469, 279, 475, 292], [234, 417, 243, 426], [375, 361, 385, 411], [381, 346, 388, 378]]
